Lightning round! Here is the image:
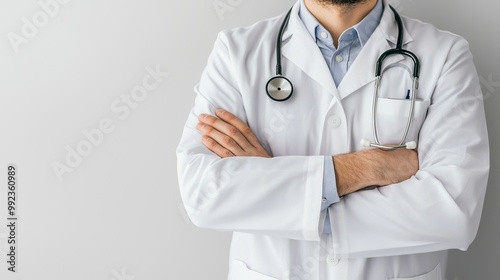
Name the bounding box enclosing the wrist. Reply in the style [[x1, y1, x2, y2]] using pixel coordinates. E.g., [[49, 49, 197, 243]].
[[332, 150, 386, 196], [333, 148, 419, 196]]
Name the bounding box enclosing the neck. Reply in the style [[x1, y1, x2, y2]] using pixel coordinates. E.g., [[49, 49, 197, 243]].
[[304, 0, 378, 47]]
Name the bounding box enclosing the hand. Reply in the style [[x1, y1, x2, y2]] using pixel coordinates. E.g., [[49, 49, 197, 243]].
[[197, 109, 271, 158], [333, 148, 419, 196]]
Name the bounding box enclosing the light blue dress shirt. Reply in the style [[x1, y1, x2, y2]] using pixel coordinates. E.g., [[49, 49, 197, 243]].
[[298, 0, 384, 233]]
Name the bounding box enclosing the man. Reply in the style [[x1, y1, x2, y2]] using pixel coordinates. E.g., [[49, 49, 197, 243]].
[[177, 0, 489, 279]]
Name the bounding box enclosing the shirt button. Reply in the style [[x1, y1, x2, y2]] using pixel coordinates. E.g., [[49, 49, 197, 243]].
[[327, 255, 340, 266], [322, 197, 327, 203], [327, 115, 342, 128], [320, 32, 328, 39], [335, 55, 344, 63]]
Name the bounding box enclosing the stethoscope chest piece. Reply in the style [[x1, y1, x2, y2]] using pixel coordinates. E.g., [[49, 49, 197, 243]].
[[266, 75, 293, 102], [268, 5, 420, 150]]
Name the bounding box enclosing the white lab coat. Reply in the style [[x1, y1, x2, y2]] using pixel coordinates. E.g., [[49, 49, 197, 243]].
[[177, 1, 489, 279]]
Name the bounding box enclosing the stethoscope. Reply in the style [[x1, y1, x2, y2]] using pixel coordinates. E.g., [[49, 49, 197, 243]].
[[266, 5, 420, 150]]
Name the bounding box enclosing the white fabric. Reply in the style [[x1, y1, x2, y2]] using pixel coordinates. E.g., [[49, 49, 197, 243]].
[[177, 1, 489, 279]]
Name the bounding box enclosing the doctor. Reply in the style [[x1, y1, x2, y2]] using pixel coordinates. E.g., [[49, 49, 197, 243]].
[[177, 0, 489, 279]]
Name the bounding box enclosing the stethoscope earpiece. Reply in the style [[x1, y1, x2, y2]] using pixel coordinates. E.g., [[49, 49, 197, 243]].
[[361, 139, 372, 148], [361, 139, 417, 150], [266, 76, 293, 102], [405, 141, 417, 150]]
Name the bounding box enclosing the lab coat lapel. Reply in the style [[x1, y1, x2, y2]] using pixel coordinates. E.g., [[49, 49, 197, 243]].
[[337, 1, 414, 100], [281, 3, 341, 101]]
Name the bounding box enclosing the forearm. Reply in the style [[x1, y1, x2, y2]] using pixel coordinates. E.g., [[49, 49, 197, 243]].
[[329, 162, 488, 259], [333, 149, 419, 196], [333, 152, 379, 196], [178, 131, 325, 240]]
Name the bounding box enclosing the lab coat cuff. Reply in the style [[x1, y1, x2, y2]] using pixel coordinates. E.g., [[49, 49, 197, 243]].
[[302, 156, 325, 241]]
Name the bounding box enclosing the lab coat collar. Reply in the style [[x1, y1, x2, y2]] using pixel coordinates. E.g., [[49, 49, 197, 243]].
[[378, 0, 413, 46], [281, 1, 340, 100], [281, 0, 414, 101]]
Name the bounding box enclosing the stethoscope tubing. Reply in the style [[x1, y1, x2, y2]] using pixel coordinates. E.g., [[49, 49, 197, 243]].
[[268, 4, 421, 150], [275, 8, 293, 76], [371, 5, 420, 150]]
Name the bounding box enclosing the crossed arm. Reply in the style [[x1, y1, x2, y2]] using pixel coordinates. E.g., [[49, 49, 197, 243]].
[[179, 34, 488, 257], [197, 108, 419, 196]]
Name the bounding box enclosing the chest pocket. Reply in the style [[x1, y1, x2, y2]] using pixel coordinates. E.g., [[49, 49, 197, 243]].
[[374, 97, 431, 146]]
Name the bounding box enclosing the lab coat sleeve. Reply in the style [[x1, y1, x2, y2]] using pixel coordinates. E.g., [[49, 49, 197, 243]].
[[330, 38, 490, 258], [177, 32, 325, 241]]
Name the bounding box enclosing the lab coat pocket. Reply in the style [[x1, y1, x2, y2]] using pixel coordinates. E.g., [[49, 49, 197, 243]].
[[228, 259, 279, 280], [388, 263, 442, 280], [375, 98, 431, 145]]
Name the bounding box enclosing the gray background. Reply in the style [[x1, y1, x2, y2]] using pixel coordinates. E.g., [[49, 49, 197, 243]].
[[0, 0, 497, 279]]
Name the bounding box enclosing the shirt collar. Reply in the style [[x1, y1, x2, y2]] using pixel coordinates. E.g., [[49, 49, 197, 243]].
[[298, 0, 383, 47]]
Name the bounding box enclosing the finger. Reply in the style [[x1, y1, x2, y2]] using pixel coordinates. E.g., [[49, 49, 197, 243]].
[[201, 135, 235, 158], [198, 114, 254, 151], [197, 122, 245, 156], [214, 109, 261, 148]]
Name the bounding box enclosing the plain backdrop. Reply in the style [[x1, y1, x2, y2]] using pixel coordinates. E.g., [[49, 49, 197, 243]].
[[0, 0, 498, 279]]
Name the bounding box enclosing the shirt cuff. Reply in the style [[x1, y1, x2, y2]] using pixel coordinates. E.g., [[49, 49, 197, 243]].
[[322, 156, 340, 234], [321, 156, 340, 211]]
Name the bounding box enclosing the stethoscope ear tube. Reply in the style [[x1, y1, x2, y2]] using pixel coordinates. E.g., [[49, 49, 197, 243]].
[[266, 8, 294, 102], [369, 74, 419, 150], [361, 139, 417, 150], [375, 49, 420, 78], [268, 5, 421, 150], [275, 8, 293, 76], [367, 5, 420, 151]]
